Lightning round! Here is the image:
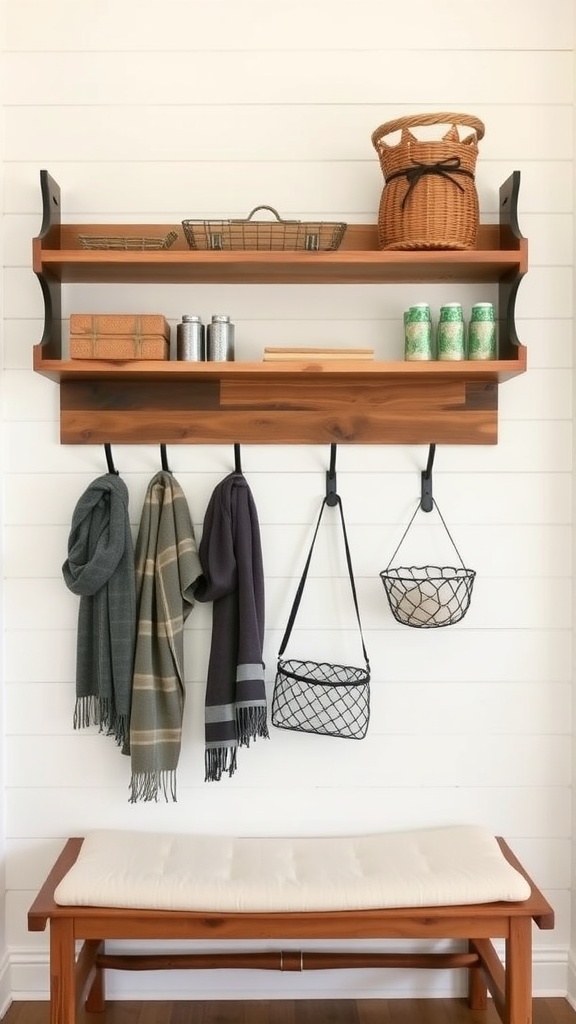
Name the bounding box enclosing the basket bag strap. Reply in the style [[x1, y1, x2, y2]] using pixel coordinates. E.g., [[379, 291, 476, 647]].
[[385, 498, 467, 570], [278, 494, 370, 669]]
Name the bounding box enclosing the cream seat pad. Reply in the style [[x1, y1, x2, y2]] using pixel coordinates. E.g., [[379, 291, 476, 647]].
[[54, 824, 531, 913]]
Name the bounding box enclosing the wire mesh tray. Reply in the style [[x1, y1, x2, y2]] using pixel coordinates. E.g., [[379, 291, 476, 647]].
[[182, 205, 347, 251], [78, 231, 179, 251]]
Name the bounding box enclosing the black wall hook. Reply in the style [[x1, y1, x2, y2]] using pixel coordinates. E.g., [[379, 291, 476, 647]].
[[326, 443, 338, 506], [420, 443, 436, 512], [160, 444, 171, 473], [104, 443, 119, 475], [234, 444, 242, 474]]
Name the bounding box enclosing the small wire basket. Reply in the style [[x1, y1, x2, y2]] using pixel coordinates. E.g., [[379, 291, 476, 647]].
[[78, 231, 178, 251], [380, 500, 476, 628], [182, 205, 347, 252]]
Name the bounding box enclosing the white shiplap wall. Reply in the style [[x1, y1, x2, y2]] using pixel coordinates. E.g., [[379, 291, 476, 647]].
[[1, 0, 573, 1005]]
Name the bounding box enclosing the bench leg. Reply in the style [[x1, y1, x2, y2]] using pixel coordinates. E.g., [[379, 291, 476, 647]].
[[49, 918, 76, 1024], [74, 939, 105, 1013], [85, 948, 106, 1014], [505, 916, 532, 1024], [468, 940, 488, 1011]]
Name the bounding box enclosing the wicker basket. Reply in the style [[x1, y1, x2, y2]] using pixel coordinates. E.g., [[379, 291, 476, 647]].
[[371, 112, 485, 251], [182, 205, 347, 252]]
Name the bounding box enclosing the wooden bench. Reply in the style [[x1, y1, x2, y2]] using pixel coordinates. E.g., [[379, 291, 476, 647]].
[[28, 834, 554, 1024]]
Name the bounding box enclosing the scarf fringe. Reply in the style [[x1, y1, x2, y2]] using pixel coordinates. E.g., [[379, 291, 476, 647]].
[[114, 714, 130, 755], [129, 770, 177, 803], [73, 695, 99, 730], [237, 705, 269, 748], [74, 697, 129, 751], [205, 746, 238, 783]]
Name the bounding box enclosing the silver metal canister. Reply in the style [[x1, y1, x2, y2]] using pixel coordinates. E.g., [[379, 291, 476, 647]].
[[207, 314, 235, 361], [177, 315, 205, 360]]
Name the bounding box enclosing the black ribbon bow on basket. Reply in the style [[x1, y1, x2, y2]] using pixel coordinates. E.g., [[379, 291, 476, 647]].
[[386, 156, 474, 209]]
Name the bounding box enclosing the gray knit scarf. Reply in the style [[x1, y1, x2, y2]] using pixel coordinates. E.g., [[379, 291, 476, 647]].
[[194, 471, 268, 782], [129, 471, 202, 803], [62, 472, 136, 753]]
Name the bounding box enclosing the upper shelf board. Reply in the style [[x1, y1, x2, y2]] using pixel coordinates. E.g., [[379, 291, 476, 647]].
[[34, 224, 527, 286]]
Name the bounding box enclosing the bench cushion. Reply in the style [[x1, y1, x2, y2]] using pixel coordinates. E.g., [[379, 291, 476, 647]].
[[53, 824, 531, 913]]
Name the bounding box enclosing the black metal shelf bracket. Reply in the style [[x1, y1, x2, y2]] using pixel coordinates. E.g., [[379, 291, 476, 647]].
[[498, 170, 526, 358], [36, 169, 62, 359]]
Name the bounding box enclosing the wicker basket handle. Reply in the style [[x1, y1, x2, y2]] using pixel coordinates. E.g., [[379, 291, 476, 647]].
[[240, 205, 298, 225], [372, 112, 485, 152]]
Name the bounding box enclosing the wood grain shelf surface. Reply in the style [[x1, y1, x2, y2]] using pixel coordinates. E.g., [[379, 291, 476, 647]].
[[34, 347, 527, 385], [32, 170, 528, 446], [34, 223, 527, 285]]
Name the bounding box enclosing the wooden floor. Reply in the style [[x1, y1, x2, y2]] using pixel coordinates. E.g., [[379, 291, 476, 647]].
[[2, 1000, 576, 1024]]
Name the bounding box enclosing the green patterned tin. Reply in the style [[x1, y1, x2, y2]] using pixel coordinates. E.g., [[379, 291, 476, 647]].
[[404, 303, 432, 361], [437, 303, 465, 361], [468, 302, 496, 360]]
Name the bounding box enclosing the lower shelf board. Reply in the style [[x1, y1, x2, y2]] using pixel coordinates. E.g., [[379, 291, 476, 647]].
[[33, 347, 526, 445], [59, 377, 500, 445], [34, 349, 526, 385]]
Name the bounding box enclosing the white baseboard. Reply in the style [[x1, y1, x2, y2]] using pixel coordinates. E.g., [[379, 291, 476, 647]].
[[0, 951, 12, 1019], [564, 950, 576, 1007], [9, 945, 569, 1003]]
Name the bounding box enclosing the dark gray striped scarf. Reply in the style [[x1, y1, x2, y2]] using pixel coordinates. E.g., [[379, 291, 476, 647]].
[[194, 471, 268, 781], [129, 471, 202, 802], [62, 472, 136, 753]]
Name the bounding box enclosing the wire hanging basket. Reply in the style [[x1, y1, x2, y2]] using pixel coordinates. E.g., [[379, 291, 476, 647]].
[[379, 499, 476, 628]]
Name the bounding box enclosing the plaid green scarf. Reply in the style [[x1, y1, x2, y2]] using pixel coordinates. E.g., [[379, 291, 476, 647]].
[[129, 471, 202, 802], [62, 473, 136, 753]]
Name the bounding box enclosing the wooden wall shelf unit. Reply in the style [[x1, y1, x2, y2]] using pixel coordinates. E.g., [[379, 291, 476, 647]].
[[33, 170, 527, 446]]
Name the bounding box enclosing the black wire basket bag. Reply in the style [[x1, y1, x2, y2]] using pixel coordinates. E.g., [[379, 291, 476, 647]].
[[272, 494, 370, 740], [380, 499, 476, 628]]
